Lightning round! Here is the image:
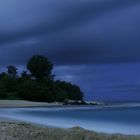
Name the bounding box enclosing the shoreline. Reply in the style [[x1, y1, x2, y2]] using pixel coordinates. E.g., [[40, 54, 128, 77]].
[[0, 120, 139, 140], [1, 100, 140, 109], [0, 100, 63, 108], [1, 100, 140, 139]]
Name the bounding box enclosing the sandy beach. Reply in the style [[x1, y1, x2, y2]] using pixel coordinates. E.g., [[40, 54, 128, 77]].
[[0, 100, 140, 140], [0, 100, 62, 108]]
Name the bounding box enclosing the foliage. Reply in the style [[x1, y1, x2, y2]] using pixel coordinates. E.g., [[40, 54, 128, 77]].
[[0, 55, 84, 102], [55, 80, 84, 101], [7, 65, 17, 78], [27, 55, 53, 80]]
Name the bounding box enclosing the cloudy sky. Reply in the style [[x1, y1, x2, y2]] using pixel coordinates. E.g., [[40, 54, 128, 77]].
[[1, 0, 140, 101]]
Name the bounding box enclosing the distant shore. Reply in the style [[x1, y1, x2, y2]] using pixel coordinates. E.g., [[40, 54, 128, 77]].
[[1, 99, 140, 109], [0, 100, 63, 108], [0, 100, 101, 108]]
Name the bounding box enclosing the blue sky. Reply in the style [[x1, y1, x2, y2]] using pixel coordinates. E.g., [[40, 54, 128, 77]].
[[0, 0, 140, 101]]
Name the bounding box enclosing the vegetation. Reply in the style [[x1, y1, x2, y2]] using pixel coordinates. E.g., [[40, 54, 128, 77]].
[[27, 55, 53, 80], [0, 55, 84, 102], [55, 80, 83, 101]]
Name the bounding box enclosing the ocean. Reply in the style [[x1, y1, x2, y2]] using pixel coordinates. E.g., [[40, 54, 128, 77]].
[[0, 104, 140, 134]]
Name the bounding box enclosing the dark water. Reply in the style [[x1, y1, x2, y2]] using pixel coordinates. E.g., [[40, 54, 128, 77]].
[[0, 105, 140, 134]]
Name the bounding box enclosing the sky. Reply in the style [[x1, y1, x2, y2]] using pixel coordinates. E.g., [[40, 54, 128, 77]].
[[0, 0, 140, 101]]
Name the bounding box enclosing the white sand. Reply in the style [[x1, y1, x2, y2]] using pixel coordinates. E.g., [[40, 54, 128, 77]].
[[0, 100, 62, 108]]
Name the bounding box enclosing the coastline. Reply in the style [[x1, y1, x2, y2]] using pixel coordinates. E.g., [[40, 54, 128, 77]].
[[0, 100, 63, 108], [1, 100, 140, 139]]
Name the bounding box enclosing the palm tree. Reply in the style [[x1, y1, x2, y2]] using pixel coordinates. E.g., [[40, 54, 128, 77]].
[[7, 65, 17, 78], [21, 70, 30, 79]]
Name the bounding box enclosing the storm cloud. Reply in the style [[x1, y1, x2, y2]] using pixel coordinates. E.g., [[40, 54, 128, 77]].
[[0, 0, 140, 65], [1, 0, 140, 101]]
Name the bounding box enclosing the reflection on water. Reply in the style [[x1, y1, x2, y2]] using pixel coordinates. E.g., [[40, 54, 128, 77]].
[[0, 106, 140, 134]]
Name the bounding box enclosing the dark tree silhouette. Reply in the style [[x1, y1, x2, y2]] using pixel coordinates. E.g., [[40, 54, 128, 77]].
[[55, 80, 84, 101], [7, 65, 17, 78], [0, 55, 84, 102], [27, 55, 53, 80], [21, 70, 30, 79], [0, 72, 7, 80]]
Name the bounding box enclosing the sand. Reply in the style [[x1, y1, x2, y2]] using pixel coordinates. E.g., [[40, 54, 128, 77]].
[[0, 100, 62, 108]]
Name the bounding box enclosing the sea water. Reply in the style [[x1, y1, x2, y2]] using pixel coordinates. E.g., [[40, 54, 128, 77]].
[[0, 105, 140, 134]]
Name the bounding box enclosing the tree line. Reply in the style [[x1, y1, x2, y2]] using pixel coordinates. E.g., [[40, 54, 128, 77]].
[[0, 55, 84, 102]]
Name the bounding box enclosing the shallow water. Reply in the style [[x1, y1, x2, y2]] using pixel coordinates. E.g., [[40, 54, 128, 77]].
[[0, 105, 140, 134]]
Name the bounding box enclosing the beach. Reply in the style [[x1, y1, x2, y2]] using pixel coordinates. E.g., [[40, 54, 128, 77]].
[[0, 100, 140, 140], [0, 100, 62, 108], [0, 120, 140, 140]]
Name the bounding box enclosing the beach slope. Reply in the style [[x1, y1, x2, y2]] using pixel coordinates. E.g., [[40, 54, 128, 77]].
[[0, 121, 140, 140]]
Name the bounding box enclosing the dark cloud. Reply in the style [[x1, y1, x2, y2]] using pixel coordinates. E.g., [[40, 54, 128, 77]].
[[0, 0, 140, 101], [0, 0, 139, 44], [0, 0, 140, 65]]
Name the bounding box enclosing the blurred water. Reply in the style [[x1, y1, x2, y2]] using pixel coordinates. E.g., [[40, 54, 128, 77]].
[[0, 106, 140, 134]]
